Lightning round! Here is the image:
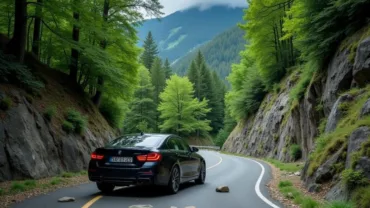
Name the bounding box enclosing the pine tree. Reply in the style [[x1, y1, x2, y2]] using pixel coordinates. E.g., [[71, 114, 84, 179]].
[[163, 58, 172, 79], [141, 31, 159, 70], [123, 66, 156, 133], [158, 75, 211, 135], [150, 57, 166, 131], [187, 60, 200, 99]]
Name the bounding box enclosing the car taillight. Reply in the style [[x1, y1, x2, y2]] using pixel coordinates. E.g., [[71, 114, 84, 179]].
[[136, 152, 162, 162], [91, 152, 104, 160]]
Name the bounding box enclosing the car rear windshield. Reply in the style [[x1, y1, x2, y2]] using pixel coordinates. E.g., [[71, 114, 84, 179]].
[[105, 135, 163, 148]]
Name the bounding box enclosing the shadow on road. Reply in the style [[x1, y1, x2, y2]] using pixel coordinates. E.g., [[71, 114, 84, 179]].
[[100, 182, 198, 198]]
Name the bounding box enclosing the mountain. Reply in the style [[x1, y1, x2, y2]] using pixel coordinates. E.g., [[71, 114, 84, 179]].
[[172, 25, 246, 85], [136, 5, 245, 63]]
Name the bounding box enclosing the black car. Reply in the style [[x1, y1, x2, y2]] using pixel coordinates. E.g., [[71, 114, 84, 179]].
[[88, 133, 206, 194]]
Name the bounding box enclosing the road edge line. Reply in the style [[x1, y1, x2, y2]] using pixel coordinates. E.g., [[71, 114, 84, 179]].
[[206, 154, 223, 170], [81, 195, 102, 208], [246, 158, 281, 208]]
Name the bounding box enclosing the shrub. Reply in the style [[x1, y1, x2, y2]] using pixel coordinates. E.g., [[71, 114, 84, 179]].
[[0, 51, 44, 93], [10, 182, 26, 193], [342, 169, 369, 190], [44, 105, 56, 121], [290, 144, 302, 161], [301, 197, 320, 208], [0, 96, 12, 110], [99, 98, 124, 128], [278, 180, 293, 188], [24, 180, 36, 188], [62, 120, 74, 133], [50, 177, 63, 185], [61, 172, 73, 178], [64, 109, 87, 134], [352, 186, 370, 208]]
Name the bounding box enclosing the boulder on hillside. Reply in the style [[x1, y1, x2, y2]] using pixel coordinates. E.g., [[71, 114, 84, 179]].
[[325, 94, 353, 133], [346, 127, 370, 168], [322, 48, 353, 116], [325, 182, 349, 202], [353, 37, 370, 86], [360, 98, 370, 118], [357, 157, 370, 179]]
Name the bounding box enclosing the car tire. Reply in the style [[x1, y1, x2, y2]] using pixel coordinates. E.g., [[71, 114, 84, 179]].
[[97, 182, 115, 194], [195, 161, 206, 184], [167, 165, 180, 194]]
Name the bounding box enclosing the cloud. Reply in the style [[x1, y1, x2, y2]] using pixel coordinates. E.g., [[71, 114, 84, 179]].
[[159, 0, 248, 16]]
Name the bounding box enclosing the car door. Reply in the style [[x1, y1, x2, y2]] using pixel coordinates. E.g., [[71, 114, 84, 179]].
[[172, 137, 194, 179], [165, 137, 189, 179], [177, 138, 200, 177]]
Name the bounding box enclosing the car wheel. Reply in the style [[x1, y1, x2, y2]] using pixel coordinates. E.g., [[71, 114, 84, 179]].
[[167, 165, 180, 194], [96, 182, 115, 194], [195, 161, 206, 184]]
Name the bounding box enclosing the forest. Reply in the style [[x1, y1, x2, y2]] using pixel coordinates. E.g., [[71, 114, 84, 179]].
[[226, 0, 370, 122], [0, 0, 230, 144]]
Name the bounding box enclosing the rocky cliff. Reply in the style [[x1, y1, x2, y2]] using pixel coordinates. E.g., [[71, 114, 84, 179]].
[[223, 27, 370, 200], [0, 64, 116, 182]]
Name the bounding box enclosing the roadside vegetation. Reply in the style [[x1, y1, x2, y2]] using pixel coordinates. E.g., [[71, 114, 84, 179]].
[[0, 171, 87, 196]]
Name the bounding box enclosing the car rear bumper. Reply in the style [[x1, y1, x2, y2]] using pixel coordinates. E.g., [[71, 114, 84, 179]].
[[88, 167, 164, 186]]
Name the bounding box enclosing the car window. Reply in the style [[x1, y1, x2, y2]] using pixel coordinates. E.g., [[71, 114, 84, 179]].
[[105, 135, 163, 148], [166, 138, 180, 150], [177, 138, 191, 152]]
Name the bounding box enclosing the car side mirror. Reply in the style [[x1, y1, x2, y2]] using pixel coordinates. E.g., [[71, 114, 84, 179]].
[[191, 147, 199, 152]]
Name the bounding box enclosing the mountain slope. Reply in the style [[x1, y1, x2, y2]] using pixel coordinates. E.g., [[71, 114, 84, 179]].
[[172, 25, 246, 84], [137, 6, 245, 62]]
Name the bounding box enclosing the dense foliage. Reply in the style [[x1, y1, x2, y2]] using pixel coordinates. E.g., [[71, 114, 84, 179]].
[[0, 0, 163, 129], [173, 26, 246, 85], [158, 75, 211, 135], [227, 0, 370, 121]]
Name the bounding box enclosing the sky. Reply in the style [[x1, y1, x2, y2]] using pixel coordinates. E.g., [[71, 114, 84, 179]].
[[159, 0, 248, 16]]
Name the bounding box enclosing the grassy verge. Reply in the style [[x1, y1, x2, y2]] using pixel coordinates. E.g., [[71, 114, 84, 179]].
[[0, 170, 87, 196], [265, 158, 303, 172], [278, 180, 355, 208]]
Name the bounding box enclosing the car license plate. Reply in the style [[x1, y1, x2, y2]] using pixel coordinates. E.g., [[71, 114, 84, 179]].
[[110, 157, 133, 163]]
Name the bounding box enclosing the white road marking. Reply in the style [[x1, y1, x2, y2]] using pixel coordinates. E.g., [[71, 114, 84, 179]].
[[206, 155, 223, 170], [128, 205, 153, 208], [245, 158, 281, 208]]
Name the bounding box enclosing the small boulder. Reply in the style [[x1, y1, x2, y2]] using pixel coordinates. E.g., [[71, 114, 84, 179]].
[[294, 171, 301, 176], [58, 197, 75, 202], [287, 192, 294, 199], [216, 186, 230, 193]]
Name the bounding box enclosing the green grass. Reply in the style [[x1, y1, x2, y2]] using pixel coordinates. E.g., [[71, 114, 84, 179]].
[[278, 180, 293, 188], [44, 105, 57, 121], [289, 60, 319, 102], [265, 158, 303, 172], [321, 201, 355, 208], [24, 180, 37, 188], [352, 186, 370, 208], [62, 120, 74, 133], [50, 177, 63, 186], [301, 197, 320, 208], [0, 96, 12, 110], [10, 182, 26, 193], [61, 172, 74, 178]]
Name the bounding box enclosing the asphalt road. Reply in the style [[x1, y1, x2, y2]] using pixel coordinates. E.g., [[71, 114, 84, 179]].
[[11, 150, 284, 208]]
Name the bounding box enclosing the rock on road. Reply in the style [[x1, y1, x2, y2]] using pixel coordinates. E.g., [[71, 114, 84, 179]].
[[11, 151, 284, 208]]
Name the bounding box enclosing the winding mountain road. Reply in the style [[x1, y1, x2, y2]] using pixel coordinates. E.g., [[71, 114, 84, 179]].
[[11, 151, 284, 208]]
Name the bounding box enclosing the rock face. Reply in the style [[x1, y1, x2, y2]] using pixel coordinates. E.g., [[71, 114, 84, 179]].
[[0, 90, 114, 181], [325, 94, 353, 133], [346, 127, 370, 168], [353, 37, 370, 86]]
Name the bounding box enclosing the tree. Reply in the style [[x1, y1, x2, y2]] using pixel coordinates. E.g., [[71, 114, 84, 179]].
[[141, 31, 158, 70], [123, 66, 156, 133], [150, 57, 166, 130], [5, 0, 27, 63], [69, 0, 80, 83], [31, 0, 43, 57], [163, 58, 172, 79], [158, 75, 211, 135]]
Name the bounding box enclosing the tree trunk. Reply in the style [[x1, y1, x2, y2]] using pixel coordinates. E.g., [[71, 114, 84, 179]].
[[69, 8, 80, 83], [5, 0, 27, 63], [32, 0, 43, 58], [92, 77, 104, 106], [92, 0, 109, 106], [27, 18, 34, 52]]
